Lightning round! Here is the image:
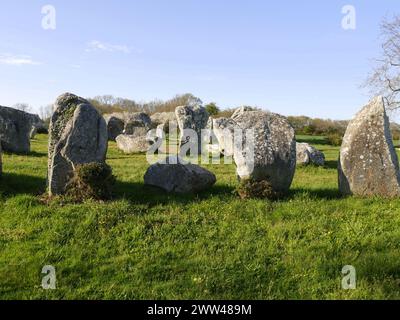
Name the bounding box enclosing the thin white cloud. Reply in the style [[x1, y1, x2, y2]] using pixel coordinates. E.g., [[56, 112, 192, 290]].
[[86, 40, 131, 54], [0, 54, 41, 66]]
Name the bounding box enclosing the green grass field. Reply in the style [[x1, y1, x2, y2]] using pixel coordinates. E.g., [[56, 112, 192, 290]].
[[1, 134, 400, 300]]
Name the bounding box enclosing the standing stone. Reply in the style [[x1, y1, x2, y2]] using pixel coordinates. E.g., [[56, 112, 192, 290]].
[[28, 113, 47, 139], [124, 112, 152, 135], [151, 112, 178, 133], [175, 105, 209, 154], [338, 96, 400, 197], [104, 115, 125, 141], [296, 143, 325, 166], [0, 143, 2, 177], [144, 156, 216, 193], [0, 106, 32, 153], [212, 117, 237, 157], [47, 93, 108, 196], [103, 112, 152, 141], [232, 107, 296, 193]]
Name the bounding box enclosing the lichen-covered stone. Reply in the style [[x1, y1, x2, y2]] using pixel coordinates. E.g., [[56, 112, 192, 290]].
[[104, 115, 125, 141], [338, 96, 400, 197], [151, 112, 178, 133], [124, 112, 152, 134], [175, 105, 209, 153], [296, 143, 325, 166], [0, 106, 32, 153], [48, 93, 108, 196], [144, 156, 216, 193], [28, 113, 47, 139], [212, 117, 237, 157], [0, 143, 2, 177], [232, 107, 296, 193], [116, 134, 150, 154], [103, 112, 152, 141]]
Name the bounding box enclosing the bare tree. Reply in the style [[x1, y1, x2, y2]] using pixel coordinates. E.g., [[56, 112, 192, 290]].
[[365, 15, 400, 109], [39, 104, 54, 121], [13, 103, 31, 113]]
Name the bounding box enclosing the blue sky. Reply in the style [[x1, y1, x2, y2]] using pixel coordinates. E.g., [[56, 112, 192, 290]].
[[0, 0, 399, 119]]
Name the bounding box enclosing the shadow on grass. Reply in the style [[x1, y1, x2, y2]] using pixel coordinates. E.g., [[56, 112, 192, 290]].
[[2, 151, 47, 158], [288, 187, 342, 200], [0, 172, 46, 197], [28, 151, 48, 158], [114, 180, 235, 206], [324, 160, 339, 169]]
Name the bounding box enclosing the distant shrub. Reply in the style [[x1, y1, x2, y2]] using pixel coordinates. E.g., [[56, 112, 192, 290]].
[[36, 127, 49, 134], [205, 102, 221, 116], [236, 179, 281, 200], [326, 132, 343, 146], [217, 109, 235, 118], [66, 162, 115, 201]]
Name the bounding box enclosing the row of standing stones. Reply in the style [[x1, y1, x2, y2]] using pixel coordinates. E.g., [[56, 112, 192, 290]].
[[0, 93, 398, 198]]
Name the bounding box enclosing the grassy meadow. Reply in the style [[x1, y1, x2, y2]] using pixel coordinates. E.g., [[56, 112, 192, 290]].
[[1, 134, 400, 300]]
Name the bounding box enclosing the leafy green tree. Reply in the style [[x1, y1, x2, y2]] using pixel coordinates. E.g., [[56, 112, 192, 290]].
[[205, 102, 220, 116]]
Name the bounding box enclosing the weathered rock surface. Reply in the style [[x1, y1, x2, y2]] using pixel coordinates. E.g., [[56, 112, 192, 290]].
[[151, 112, 178, 133], [175, 105, 209, 153], [232, 107, 296, 193], [28, 113, 47, 139], [124, 112, 152, 135], [212, 117, 237, 157], [103, 112, 152, 141], [0, 106, 32, 153], [144, 156, 216, 193], [296, 143, 325, 166], [47, 93, 108, 196], [0, 143, 2, 177], [104, 115, 125, 141], [338, 96, 400, 197], [116, 134, 150, 154]]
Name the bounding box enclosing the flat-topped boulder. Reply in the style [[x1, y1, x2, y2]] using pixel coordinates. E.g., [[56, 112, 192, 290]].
[[47, 93, 108, 196], [338, 96, 400, 197], [144, 156, 216, 193], [116, 134, 150, 154], [296, 143, 325, 166], [0, 106, 32, 153]]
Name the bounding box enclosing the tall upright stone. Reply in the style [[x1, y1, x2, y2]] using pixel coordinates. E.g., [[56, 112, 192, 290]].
[[104, 114, 125, 141], [104, 112, 152, 141], [212, 117, 237, 157], [338, 96, 400, 197], [0, 106, 32, 153], [0, 143, 2, 177], [175, 105, 209, 154], [232, 107, 296, 193], [47, 93, 108, 196], [28, 113, 47, 139], [124, 112, 152, 135]]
